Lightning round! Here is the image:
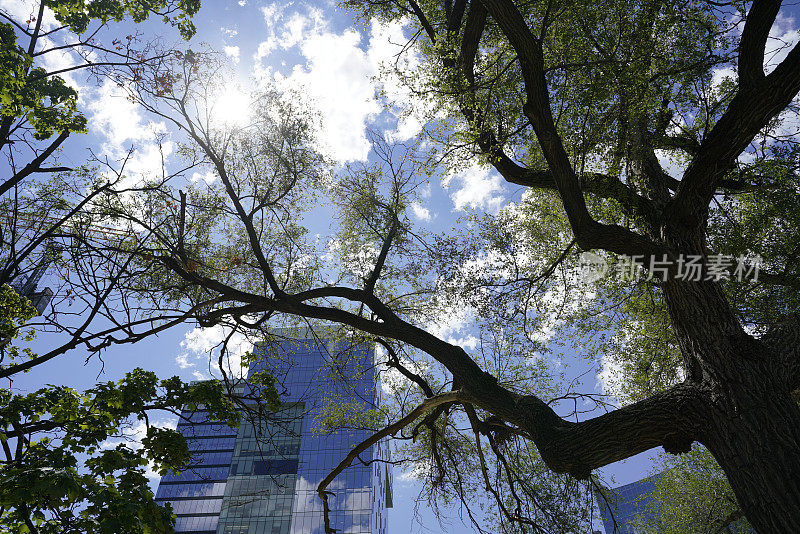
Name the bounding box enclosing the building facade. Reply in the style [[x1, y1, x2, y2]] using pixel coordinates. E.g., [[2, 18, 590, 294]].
[[155, 331, 392, 534], [594, 476, 660, 534]]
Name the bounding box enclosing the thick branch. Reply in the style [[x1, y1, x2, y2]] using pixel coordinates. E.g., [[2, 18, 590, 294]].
[[530, 383, 704, 477], [671, 28, 800, 231], [376, 338, 434, 398], [364, 217, 398, 295], [0, 131, 70, 197], [738, 0, 781, 87], [477, 0, 663, 258], [408, 0, 437, 42], [761, 313, 800, 391]]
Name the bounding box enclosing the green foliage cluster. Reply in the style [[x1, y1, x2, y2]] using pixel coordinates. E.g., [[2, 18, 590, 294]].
[[1, 247, 239, 525], [2, 0, 794, 530], [44, 0, 201, 39], [0, 364, 239, 532], [314, 395, 383, 434], [0, 284, 37, 342], [248, 369, 281, 412], [0, 284, 39, 368], [1, 0, 203, 146], [330, 1, 800, 530], [0, 23, 86, 141]]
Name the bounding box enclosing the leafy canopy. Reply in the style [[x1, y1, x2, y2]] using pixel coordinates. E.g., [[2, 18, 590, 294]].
[[0, 298, 239, 533]]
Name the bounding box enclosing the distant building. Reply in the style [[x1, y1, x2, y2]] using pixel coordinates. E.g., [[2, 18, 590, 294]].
[[594, 474, 753, 534], [594, 475, 660, 534], [11, 257, 54, 315], [155, 331, 391, 534]]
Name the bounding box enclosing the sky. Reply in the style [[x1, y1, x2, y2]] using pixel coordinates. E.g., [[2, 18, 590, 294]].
[[12, 0, 792, 531]]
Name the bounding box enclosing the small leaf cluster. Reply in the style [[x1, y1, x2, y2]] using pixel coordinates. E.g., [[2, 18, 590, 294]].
[[0, 23, 86, 141]]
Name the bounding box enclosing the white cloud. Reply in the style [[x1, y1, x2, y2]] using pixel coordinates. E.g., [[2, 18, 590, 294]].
[[410, 201, 432, 221], [427, 305, 473, 340], [443, 164, 507, 212], [0, 0, 59, 32], [224, 45, 240, 63], [254, 9, 427, 162], [87, 80, 174, 190], [596, 352, 625, 399], [279, 10, 326, 50], [124, 140, 173, 181], [36, 36, 82, 91], [88, 81, 160, 147], [256, 5, 325, 61], [272, 28, 381, 161], [451, 334, 479, 350], [764, 12, 799, 74], [710, 66, 736, 89], [175, 353, 194, 369], [366, 19, 431, 142], [180, 325, 253, 379], [190, 170, 218, 185]]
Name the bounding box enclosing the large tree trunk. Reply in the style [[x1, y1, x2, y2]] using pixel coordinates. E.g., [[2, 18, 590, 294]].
[[663, 275, 800, 533], [705, 384, 800, 533]]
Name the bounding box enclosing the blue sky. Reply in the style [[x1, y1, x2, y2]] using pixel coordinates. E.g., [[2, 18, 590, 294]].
[[0, 0, 721, 531]]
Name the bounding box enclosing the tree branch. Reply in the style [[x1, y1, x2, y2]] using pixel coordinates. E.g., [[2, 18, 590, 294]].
[[671, 21, 800, 232], [761, 313, 800, 391], [738, 0, 781, 87], [0, 131, 70, 197], [531, 383, 704, 478], [376, 338, 434, 398], [317, 391, 465, 533], [364, 217, 398, 295], [407, 0, 437, 42], [477, 0, 663, 259]]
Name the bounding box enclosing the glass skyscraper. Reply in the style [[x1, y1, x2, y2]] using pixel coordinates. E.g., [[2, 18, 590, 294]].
[[155, 330, 392, 534], [594, 476, 660, 534]]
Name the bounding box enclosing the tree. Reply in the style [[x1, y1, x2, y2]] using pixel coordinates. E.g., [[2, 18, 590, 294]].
[[0, 0, 204, 371], [0, 2, 246, 531], [0, 0, 199, 196], [0, 0, 200, 312], [76, 51, 608, 532], [0, 284, 240, 533], [11, 1, 799, 532], [334, 0, 797, 531]]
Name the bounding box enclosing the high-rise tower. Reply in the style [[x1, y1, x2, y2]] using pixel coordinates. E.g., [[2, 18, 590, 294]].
[[155, 331, 392, 534]]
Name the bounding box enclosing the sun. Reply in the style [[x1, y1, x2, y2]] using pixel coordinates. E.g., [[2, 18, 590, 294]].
[[211, 84, 252, 127]]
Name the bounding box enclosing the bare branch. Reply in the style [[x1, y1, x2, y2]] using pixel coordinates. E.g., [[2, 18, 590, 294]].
[[317, 391, 465, 533]]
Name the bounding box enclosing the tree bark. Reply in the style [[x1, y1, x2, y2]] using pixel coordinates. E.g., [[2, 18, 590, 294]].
[[704, 367, 800, 533], [662, 271, 800, 533]]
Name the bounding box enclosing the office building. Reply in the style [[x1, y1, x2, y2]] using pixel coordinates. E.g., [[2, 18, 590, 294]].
[[155, 331, 392, 534], [594, 475, 660, 534]]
